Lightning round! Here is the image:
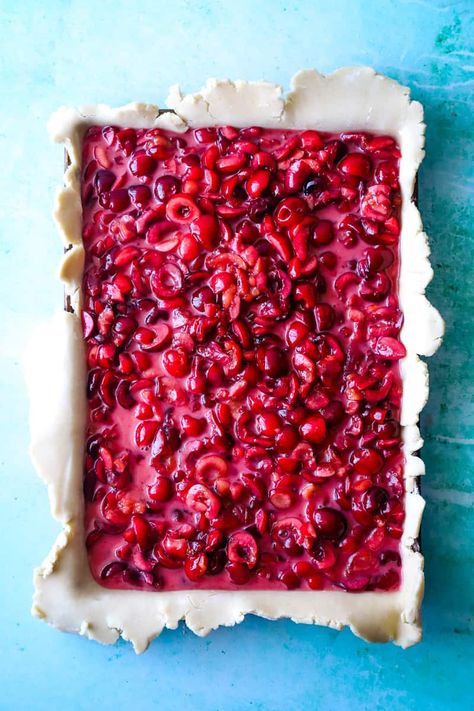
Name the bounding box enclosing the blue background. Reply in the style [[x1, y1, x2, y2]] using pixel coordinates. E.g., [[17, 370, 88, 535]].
[[1, 1, 473, 709]]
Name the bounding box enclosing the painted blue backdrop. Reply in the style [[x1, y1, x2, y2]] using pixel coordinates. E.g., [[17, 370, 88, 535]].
[[1, 1, 473, 709]]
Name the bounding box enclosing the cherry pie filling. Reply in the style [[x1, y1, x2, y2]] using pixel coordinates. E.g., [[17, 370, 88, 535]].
[[81, 124, 406, 592]]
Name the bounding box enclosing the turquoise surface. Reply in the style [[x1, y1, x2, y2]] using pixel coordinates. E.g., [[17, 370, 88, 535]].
[[1, 1, 473, 709]]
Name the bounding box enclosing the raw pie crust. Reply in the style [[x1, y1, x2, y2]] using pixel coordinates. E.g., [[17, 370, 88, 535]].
[[26, 68, 444, 652]]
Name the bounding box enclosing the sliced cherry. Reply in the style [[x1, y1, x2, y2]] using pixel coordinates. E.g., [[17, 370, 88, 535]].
[[186, 484, 221, 519], [227, 531, 258, 569]]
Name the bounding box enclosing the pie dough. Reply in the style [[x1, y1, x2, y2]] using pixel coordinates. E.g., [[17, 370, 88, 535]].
[[25, 68, 444, 652]]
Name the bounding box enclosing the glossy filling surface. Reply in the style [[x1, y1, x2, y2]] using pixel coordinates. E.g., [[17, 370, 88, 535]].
[[81, 124, 406, 592]]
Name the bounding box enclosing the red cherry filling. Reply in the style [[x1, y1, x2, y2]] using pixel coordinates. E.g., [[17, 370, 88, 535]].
[[82, 124, 405, 592]]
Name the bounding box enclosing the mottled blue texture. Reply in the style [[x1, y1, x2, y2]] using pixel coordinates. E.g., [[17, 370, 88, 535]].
[[1, 1, 473, 709]]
